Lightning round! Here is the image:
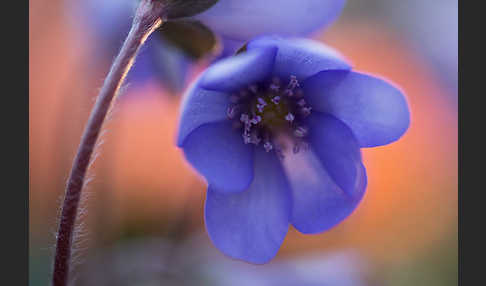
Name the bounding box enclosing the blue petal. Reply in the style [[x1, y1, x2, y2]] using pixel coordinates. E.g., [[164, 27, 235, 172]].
[[205, 148, 291, 264], [177, 79, 229, 146], [73, 0, 191, 94], [306, 113, 363, 196], [304, 71, 410, 147], [281, 114, 367, 234], [194, 0, 346, 41], [182, 121, 254, 193], [247, 37, 351, 80], [199, 47, 277, 92]]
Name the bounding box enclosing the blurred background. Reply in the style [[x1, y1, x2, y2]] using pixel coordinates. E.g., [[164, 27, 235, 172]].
[[29, 0, 457, 285]]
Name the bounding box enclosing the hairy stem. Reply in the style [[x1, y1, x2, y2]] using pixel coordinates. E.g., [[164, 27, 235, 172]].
[[52, 1, 165, 285]]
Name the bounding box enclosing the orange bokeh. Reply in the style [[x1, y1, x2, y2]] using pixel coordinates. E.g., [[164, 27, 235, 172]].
[[29, 7, 457, 267]]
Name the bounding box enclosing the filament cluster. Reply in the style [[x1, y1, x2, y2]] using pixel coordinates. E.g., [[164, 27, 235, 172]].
[[226, 76, 313, 156]]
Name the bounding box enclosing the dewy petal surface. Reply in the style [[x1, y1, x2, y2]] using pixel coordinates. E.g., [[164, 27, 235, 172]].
[[199, 47, 277, 92], [177, 79, 229, 146], [182, 121, 254, 193], [304, 71, 410, 147], [205, 148, 291, 264], [281, 115, 367, 234], [247, 37, 351, 80], [194, 0, 346, 41]]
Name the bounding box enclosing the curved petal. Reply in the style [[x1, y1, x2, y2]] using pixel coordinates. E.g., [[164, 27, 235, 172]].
[[177, 79, 230, 146], [199, 46, 277, 92], [205, 148, 291, 264], [182, 121, 254, 193], [194, 0, 346, 41], [306, 113, 363, 196], [281, 115, 367, 234], [304, 71, 410, 147], [247, 37, 351, 80]]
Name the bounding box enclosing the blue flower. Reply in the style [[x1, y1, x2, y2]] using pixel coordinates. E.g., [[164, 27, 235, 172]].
[[195, 0, 347, 56], [68, 0, 348, 94], [194, 0, 347, 41], [177, 37, 410, 264], [68, 0, 191, 93]]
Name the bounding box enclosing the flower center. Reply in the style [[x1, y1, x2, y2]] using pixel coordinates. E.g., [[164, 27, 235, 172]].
[[226, 76, 313, 156]]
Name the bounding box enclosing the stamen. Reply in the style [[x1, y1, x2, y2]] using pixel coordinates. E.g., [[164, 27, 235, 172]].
[[240, 113, 250, 124], [285, 113, 295, 122], [244, 122, 251, 132], [271, 96, 281, 105], [270, 83, 280, 92], [230, 75, 312, 153], [264, 141, 273, 152], [257, 97, 266, 104], [250, 115, 262, 125], [227, 106, 239, 119], [300, 106, 312, 117], [294, 126, 308, 138], [288, 75, 299, 90], [243, 133, 252, 144]]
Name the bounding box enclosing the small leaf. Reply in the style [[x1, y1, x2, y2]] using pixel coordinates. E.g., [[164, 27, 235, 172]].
[[156, 20, 219, 59], [162, 0, 219, 19]]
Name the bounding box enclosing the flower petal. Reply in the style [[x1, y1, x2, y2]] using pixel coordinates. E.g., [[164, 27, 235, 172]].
[[306, 113, 362, 196], [199, 46, 277, 92], [177, 79, 229, 146], [304, 71, 410, 147], [205, 148, 291, 264], [281, 114, 367, 234], [247, 37, 351, 80], [182, 121, 254, 193], [194, 0, 346, 41]]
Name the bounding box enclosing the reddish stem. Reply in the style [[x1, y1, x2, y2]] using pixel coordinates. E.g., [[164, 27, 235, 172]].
[[52, 1, 165, 285]]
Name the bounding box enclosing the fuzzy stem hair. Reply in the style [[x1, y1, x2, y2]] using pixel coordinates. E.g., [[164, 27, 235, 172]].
[[52, 1, 165, 285]]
